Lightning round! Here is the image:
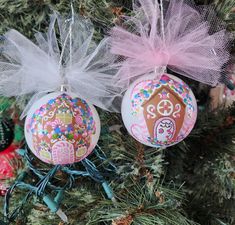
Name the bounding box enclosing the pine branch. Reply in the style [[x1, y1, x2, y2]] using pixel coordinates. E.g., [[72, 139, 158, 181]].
[[165, 104, 235, 225], [93, 181, 196, 225]]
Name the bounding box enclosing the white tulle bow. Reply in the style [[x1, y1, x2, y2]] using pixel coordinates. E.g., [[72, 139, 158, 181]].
[[0, 13, 121, 115]]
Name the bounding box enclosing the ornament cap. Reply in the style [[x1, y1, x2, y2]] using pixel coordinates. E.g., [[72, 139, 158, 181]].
[[154, 66, 167, 80], [60, 85, 71, 92]]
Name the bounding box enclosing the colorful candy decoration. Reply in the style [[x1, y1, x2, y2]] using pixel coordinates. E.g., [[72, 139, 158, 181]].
[[122, 74, 197, 147], [25, 92, 100, 165], [0, 117, 14, 152]]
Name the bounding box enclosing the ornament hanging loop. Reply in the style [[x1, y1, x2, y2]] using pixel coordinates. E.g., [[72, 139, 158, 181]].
[[59, 1, 74, 94], [58, 1, 75, 83], [152, 0, 166, 81], [159, 0, 165, 42]]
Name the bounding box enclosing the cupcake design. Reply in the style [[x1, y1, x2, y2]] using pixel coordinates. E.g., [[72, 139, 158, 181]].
[[27, 93, 96, 165]]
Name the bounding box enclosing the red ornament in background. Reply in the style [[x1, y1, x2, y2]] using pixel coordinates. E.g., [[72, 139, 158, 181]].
[[0, 144, 22, 196], [224, 76, 235, 97]]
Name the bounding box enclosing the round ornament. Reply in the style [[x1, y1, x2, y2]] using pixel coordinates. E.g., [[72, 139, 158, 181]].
[[0, 118, 14, 152], [25, 92, 100, 165], [0, 145, 21, 196], [121, 73, 197, 147]]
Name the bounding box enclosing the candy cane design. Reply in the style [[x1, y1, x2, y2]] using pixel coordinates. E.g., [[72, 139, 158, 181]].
[[179, 109, 197, 140], [52, 141, 75, 165], [131, 118, 149, 143]]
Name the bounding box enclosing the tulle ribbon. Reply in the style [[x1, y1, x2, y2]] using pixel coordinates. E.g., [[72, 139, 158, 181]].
[[110, 0, 232, 89], [0, 13, 121, 116]]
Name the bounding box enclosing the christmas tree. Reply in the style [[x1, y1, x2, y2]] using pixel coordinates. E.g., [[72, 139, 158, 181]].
[[0, 0, 234, 225]]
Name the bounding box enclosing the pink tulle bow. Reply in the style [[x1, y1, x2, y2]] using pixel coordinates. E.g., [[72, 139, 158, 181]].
[[110, 0, 232, 88]]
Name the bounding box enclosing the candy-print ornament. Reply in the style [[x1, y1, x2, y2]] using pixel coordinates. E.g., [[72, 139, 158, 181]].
[[121, 73, 197, 147], [25, 92, 100, 165]]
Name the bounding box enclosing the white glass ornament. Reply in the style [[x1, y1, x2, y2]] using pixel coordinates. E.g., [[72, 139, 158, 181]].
[[121, 73, 197, 147], [25, 92, 100, 165]]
